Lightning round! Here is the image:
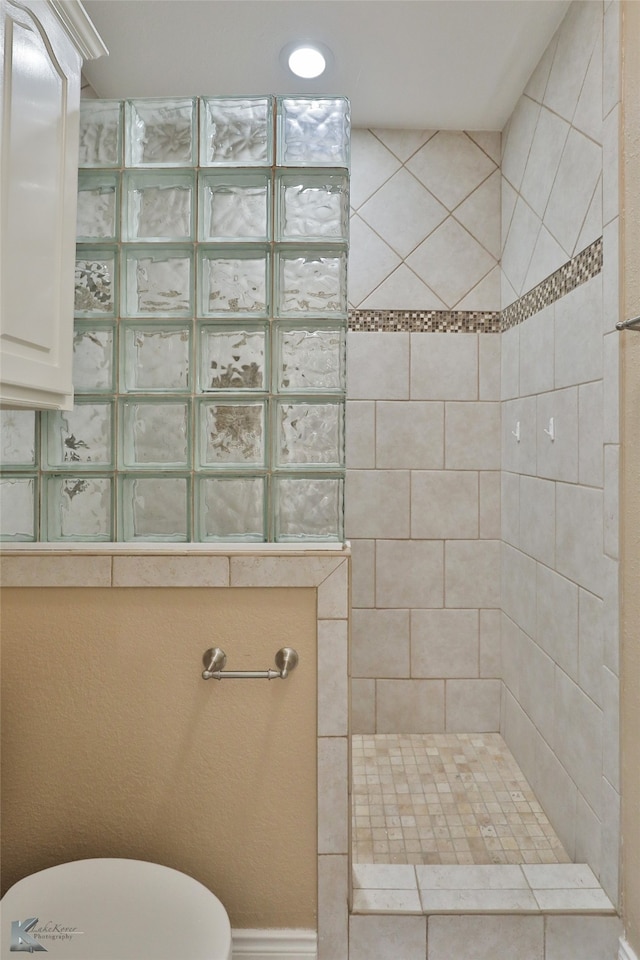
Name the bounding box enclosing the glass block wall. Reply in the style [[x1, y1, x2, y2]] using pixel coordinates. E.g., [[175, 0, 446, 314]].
[[0, 96, 350, 542]]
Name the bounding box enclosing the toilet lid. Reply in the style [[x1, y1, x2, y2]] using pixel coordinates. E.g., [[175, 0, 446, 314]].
[[0, 859, 232, 960]]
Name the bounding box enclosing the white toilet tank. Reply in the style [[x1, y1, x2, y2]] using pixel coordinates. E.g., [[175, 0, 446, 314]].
[[0, 858, 232, 960]]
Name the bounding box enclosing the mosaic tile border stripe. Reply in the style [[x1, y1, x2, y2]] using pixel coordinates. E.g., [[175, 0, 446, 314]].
[[348, 237, 603, 334], [501, 237, 603, 331], [348, 310, 501, 334]]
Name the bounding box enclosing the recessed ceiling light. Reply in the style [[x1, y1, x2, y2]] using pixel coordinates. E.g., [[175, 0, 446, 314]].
[[281, 42, 333, 80]]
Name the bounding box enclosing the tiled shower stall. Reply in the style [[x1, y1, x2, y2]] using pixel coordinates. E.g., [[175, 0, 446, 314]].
[[345, 0, 620, 924]]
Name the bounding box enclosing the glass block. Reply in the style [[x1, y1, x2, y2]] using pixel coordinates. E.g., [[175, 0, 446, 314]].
[[276, 400, 343, 468], [196, 476, 265, 541], [274, 476, 343, 541], [120, 475, 189, 541], [121, 322, 190, 392], [277, 171, 349, 241], [0, 477, 36, 540], [123, 170, 194, 241], [198, 172, 270, 241], [44, 476, 112, 541], [123, 246, 193, 317], [79, 100, 122, 167], [276, 247, 348, 317], [198, 323, 266, 392], [200, 97, 273, 166], [198, 247, 268, 317], [77, 173, 119, 240], [44, 402, 113, 469], [276, 322, 346, 392], [197, 400, 265, 469], [73, 323, 115, 393], [125, 98, 196, 166], [277, 97, 350, 166], [120, 400, 190, 468], [75, 248, 117, 317], [0, 410, 37, 467]]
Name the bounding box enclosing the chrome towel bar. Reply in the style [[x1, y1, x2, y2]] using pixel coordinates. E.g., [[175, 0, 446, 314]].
[[202, 646, 299, 680], [616, 315, 640, 331]]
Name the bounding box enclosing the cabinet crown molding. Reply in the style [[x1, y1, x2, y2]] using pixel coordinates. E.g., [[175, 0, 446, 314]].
[[48, 0, 108, 60]]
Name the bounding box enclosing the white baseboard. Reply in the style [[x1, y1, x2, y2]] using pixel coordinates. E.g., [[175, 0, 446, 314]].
[[232, 929, 317, 960], [619, 938, 640, 960]]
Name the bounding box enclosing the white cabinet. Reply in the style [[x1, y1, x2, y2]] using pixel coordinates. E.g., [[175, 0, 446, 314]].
[[0, 0, 106, 409]]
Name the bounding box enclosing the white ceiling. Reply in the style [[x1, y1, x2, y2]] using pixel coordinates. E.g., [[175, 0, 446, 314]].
[[81, 0, 570, 131]]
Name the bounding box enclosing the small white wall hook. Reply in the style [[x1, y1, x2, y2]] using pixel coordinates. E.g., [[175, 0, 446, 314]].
[[543, 417, 555, 441], [511, 421, 521, 443]]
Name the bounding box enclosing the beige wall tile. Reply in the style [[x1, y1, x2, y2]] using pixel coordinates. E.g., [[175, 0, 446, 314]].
[[501, 544, 537, 638], [601, 665, 620, 792], [411, 609, 479, 678], [502, 397, 537, 475], [427, 915, 544, 960], [346, 401, 375, 469], [350, 129, 402, 209], [519, 306, 554, 398], [0, 555, 112, 587], [534, 737, 578, 861], [317, 620, 348, 737], [599, 778, 620, 905], [349, 915, 426, 960], [602, 105, 620, 227], [545, 917, 621, 960], [501, 325, 520, 400], [604, 443, 619, 559], [350, 539, 375, 608], [445, 402, 501, 470], [350, 679, 375, 734], [351, 609, 410, 678], [501, 615, 525, 701], [536, 564, 579, 679], [347, 332, 409, 400], [410, 333, 478, 401], [358, 167, 448, 259], [555, 483, 605, 596], [578, 588, 604, 707], [479, 609, 501, 678], [503, 690, 538, 788], [479, 333, 501, 400], [411, 470, 478, 540], [317, 855, 348, 960], [501, 470, 520, 548], [376, 401, 444, 469], [446, 540, 501, 609], [376, 540, 444, 608], [554, 276, 603, 389], [317, 561, 349, 619], [376, 679, 445, 733], [574, 793, 602, 879], [479, 471, 501, 539], [578, 381, 604, 487], [536, 387, 578, 483], [230, 555, 343, 587], [519, 475, 555, 567], [112, 555, 229, 587], [445, 678, 501, 732], [317, 737, 348, 854], [553, 668, 604, 817], [603, 1, 621, 118], [345, 470, 410, 539], [519, 634, 556, 746], [348, 215, 401, 307]]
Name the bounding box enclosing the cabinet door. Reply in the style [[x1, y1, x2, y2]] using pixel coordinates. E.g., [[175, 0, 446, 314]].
[[0, 0, 82, 409]]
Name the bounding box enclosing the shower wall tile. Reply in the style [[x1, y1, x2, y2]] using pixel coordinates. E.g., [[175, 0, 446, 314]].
[[351, 679, 375, 734], [553, 670, 604, 816], [578, 381, 604, 487], [519, 306, 554, 397], [346, 332, 409, 399], [518, 476, 555, 567], [444, 540, 500, 609], [317, 855, 348, 960], [410, 333, 478, 400], [533, 737, 578, 861], [445, 679, 501, 732], [375, 539, 443, 608], [555, 483, 605, 596], [349, 915, 426, 960], [535, 564, 579, 680], [445, 402, 501, 470], [351, 129, 500, 311], [479, 471, 501, 539], [345, 470, 410, 539], [350, 539, 375, 608], [578, 589, 604, 707], [427, 915, 544, 960], [535, 388, 579, 484], [375, 679, 445, 734], [317, 737, 349, 854], [410, 470, 478, 540], [375, 401, 444, 469], [345, 401, 375, 469], [410, 609, 479, 678], [479, 334, 501, 400], [479, 610, 502, 678], [351, 609, 410, 679]]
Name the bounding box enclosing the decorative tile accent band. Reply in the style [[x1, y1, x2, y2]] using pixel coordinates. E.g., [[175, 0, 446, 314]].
[[348, 310, 501, 333], [348, 237, 603, 334], [501, 237, 603, 330]]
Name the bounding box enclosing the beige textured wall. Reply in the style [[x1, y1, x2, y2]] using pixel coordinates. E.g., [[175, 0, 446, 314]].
[[621, 0, 640, 949], [0, 587, 317, 930]]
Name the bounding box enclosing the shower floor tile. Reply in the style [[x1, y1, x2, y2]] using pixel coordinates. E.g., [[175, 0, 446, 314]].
[[352, 733, 571, 866]]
